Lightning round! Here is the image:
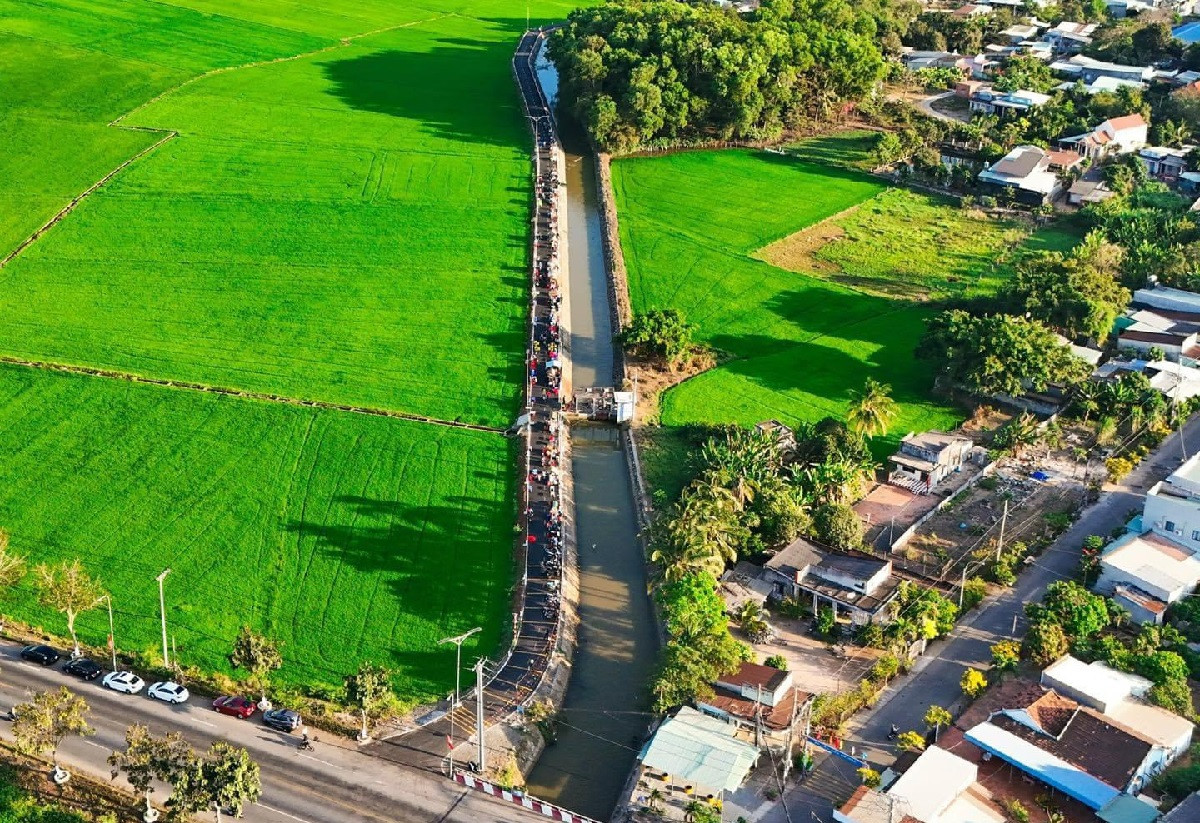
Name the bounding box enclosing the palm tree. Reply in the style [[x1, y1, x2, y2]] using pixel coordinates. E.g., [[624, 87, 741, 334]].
[[846, 379, 898, 439], [1071, 382, 1100, 423]]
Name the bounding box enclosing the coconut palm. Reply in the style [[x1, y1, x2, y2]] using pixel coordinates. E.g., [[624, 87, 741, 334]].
[[847, 379, 898, 439]]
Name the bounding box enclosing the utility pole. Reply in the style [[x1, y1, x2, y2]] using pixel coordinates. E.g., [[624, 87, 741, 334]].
[[101, 595, 116, 672], [994, 500, 1009, 562], [155, 569, 171, 668], [474, 658, 487, 774], [755, 684, 764, 749], [438, 627, 481, 778], [782, 687, 800, 781]]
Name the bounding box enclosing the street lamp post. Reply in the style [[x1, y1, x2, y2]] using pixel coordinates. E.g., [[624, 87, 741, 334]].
[[101, 595, 117, 672], [438, 627, 482, 777], [156, 569, 171, 669]]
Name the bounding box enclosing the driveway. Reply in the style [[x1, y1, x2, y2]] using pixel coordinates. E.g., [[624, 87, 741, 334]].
[[765, 417, 1200, 822]]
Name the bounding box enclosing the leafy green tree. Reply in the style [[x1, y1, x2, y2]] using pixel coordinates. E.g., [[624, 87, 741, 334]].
[[764, 654, 788, 670], [857, 767, 882, 788], [12, 687, 93, 780], [171, 741, 261, 823], [622, 309, 694, 368], [34, 559, 105, 657], [344, 662, 393, 741], [1148, 677, 1195, 718], [1023, 620, 1069, 667], [917, 311, 1090, 397], [847, 378, 898, 439], [993, 54, 1056, 93], [924, 705, 952, 741], [991, 640, 1021, 673], [230, 626, 283, 707], [813, 503, 863, 551], [0, 529, 26, 631], [1031, 581, 1111, 641], [895, 730, 925, 752], [961, 668, 988, 698], [109, 724, 195, 821]]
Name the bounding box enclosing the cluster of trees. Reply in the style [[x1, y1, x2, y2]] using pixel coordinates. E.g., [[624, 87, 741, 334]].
[[1022, 581, 1195, 717], [549, 0, 890, 151], [621, 309, 696, 369], [916, 309, 1090, 398], [1082, 185, 1200, 291]]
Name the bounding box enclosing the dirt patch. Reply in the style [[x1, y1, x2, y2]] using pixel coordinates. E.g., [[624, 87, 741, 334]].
[[752, 202, 864, 276], [629, 349, 720, 426]]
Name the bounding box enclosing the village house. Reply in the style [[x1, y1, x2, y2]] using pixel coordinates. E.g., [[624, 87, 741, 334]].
[[1091, 452, 1200, 622], [901, 49, 963, 72], [696, 661, 813, 749], [977, 145, 1069, 204], [967, 86, 1052, 118], [1067, 177, 1114, 206], [1043, 20, 1097, 53], [887, 430, 974, 494], [835, 747, 1006, 823], [1140, 145, 1192, 183], [997, 23, 1041, 44], [1059, 114, 1149, 160], [1094, 357, 1200, 402], [1117, 308, 1200, 365], [1134, 284, 1200, 316], [761, 537, 900, 626], [951, 3, 994, 17], [964, 688, 1179, 812], [754, 419, 797, 458], [1050, 54, 1154, 85]]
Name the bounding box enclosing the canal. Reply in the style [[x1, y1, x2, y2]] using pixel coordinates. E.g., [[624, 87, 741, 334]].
[[523, 50, 659, 822]]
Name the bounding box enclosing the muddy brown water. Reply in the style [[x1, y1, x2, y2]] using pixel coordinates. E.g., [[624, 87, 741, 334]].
[[522, 53, 658, 822]]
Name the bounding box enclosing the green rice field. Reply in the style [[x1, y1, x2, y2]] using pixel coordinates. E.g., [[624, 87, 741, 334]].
[[613, 146, 1079, 477], [0, 366, 513, 702], [0, 0, 581, 698]]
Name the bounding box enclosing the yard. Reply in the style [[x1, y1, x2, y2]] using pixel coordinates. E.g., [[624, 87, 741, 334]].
[[0, 0, 580, 702], [0, 365, 515, 705]]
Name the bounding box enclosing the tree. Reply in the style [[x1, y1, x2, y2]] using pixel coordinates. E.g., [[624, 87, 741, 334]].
[[12, 687, 93, 782], [344, 662, 393, 741], [0, 529, 26, 631], [230, 626, 283, 707], [813, 503, 864, 551], [1033, 581, 1111, 641], [171, 740, 261, 823], [764, 654, 788, 670], [847, 378, 899, 439], [960, 668, 987, 698], [924, 705, 952, 741], [991, 640, 1021, 673], [917, 311, 1090, 397], [622, 309, 694, 368], [34, 559, 105, 657], [895, 730, 926, 752], [993, 54, 1056, 93], [1023, 620, 1069, 667], [857, 767, 882, 788], [109, 724, 195, 822]]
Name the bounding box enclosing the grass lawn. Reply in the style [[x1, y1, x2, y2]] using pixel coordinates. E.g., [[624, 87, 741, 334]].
[[0, 365, 513, 704]]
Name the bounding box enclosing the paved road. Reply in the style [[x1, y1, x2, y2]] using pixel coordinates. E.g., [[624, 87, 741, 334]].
[[0, 643, 541, 823], [765, 416, 1200, 823]]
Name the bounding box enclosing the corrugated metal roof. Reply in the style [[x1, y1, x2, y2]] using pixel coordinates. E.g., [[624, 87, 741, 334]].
[[638, 707, 759, 794]]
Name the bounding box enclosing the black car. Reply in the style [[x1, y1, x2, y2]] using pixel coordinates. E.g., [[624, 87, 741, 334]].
[[20, 645, 59, 666], [262, 708, 302, 732], [62, 658, 102, 681]]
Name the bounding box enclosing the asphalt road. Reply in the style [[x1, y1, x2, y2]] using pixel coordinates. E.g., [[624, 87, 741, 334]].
[[766, 416, 1200, 823], [0, 643, 540, 823]]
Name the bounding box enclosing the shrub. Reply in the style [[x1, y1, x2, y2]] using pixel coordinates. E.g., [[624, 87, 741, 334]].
[[869, 654, 901, 683], [857, 767, 881, 788], [991, 640, 1021, 672], [813, 503, 864, 550], [961, 668, 988, 698], [857, 622, 885, 648], [816, 605, 836, 637], [961, 577, 988, 611], [896, 730, 926, 752], [1004, 799, 1030, 823], [764, 655, 788, 670]]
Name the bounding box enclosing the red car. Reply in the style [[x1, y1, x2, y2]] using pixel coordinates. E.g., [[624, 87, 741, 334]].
[[212, 696, 256, 719]]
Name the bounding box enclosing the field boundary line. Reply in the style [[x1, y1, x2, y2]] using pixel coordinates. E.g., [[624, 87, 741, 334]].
[[0, 357, 505, 433], [1, 14, 450, 272], [0, 130, 178, 270]]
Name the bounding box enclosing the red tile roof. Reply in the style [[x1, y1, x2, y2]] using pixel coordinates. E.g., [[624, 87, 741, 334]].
[[717, 662, 789, 693], [703, 685, 812, 731], [1106, 113, 1147, 131]]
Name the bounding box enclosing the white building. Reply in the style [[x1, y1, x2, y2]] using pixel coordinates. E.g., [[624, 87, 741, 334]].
[[835, 747, 1005, 823], [1134, 284, 1200, 316], [977, 145, 1067, 205], [1060, 114, 1149, 160]]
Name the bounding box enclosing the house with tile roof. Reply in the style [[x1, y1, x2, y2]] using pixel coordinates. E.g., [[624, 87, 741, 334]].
[[977, 145, 1068, 205], [696, 661, 813, 747], [762, 538, 901, 626], [1060, 114, 1148, 160]]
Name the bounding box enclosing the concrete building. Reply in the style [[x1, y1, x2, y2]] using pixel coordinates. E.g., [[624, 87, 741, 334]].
[[968, 87, 1052, 118], [1060, 114, 1149, 160], [635, 707, 760, 804], [1051, 54, 1153, 84], [835, 747, 1005, 823], [1140, 145, 1192, 183], [887, 430, 974, 494], [977, 145, 1066, 205], [696, 661, 813, 748], [762, 538, 900, 626]]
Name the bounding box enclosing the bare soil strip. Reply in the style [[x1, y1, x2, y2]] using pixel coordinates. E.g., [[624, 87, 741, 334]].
[[751, 200, 866, 275]]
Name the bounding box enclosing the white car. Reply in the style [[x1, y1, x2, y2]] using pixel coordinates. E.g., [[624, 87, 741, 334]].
[[147, 681, 189, 704], [102, 671, 145, 695]]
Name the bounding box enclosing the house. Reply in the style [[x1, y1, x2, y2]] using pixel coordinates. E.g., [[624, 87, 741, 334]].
[[998, 23, 1040, 43], [1060, 114, 1149, 160], [1058, 75, 1147, 95], [964, 689, 1179, 809], [835, 747, 1006, 823], [1140, 146, 1192, 183], [1051, 55, 1154, 85], [1118, 325, 1200, 364], [951, 3, 994, 17], [1136, 450, 1200, 554], [968, 86, 1052, 118], [1067, 177, 1114, 206], [1134, 284, 1200, 317], [887, 430, 973, 494], [635, 706, 760, 802], [955, 79, 985, 98], [696, 661, 814, 745], [977, 145, 1066, 205], [1043, 21, 1098, 53], [1094, 358, 1200, 402], [762, 538, 900, 626], [755, 419, 797, 457], [719, 562, 776, 614], [901, 50, 963, 72]]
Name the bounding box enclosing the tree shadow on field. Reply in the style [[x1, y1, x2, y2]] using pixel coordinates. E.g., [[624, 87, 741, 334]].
[[319, 19, 530, 149], [285, 493, 515, 677]]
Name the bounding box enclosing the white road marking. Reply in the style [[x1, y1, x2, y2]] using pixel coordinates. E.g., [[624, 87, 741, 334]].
[[296, 752, 339, 769], [258, 802, 316, 823], [190, 718, 216, 728], [83, 740, 107, 750]]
